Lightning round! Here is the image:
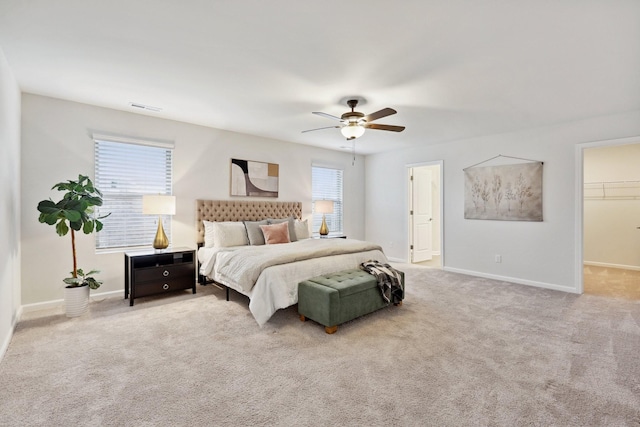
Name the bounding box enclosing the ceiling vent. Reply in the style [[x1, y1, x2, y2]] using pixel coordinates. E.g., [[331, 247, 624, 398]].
[[129, 102, 162, 112]]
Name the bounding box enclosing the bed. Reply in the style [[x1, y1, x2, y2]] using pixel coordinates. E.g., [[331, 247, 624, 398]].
[[196, 199, 388, 326]]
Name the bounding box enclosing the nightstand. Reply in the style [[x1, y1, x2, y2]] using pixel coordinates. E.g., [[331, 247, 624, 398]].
[[124, 247, 196, 306], [313, 235, 347, 239]]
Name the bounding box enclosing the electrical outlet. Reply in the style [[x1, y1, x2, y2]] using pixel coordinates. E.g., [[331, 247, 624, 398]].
[[495, 255, 502, 263]]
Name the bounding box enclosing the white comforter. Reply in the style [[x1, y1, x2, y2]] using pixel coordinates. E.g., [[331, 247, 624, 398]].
[[198, 239, 387, 326]]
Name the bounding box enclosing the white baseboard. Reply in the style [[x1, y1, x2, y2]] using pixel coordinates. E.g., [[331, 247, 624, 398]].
[[443, 267, 579, 294], [389, 253, 441, 264], [21, 289, 123, 314], [90, 289, 123, 300], [1, 305, 23, 363], [583, 261, 640, 271]]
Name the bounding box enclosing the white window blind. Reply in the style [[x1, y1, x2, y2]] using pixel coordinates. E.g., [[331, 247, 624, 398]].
[[312, 166, 343, 235], [94, 138, 173, 250]]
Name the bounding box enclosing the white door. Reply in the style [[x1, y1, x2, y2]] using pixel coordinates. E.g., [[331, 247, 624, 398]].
[[411, 167, 433, 262]]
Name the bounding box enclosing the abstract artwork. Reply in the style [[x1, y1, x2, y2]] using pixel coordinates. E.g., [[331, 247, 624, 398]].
[[230, 158, 279, 197], [464, 162, 542, 221]]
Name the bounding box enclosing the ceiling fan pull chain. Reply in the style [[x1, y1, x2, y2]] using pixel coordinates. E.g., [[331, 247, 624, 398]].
[[352, 139, 356, 166]]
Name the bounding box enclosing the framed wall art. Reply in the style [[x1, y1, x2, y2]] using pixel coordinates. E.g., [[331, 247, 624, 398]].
[[230, 158, 279, 197]]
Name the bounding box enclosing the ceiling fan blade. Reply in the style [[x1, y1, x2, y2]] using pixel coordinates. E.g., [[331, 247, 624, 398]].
[[363, 123, 405, 132], [302, 125, 341, 133], [363, 108, 397, 123], [312, 111, 343, 121]]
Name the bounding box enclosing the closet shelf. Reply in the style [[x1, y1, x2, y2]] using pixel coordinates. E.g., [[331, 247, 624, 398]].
[[584, 181, 640, 199]]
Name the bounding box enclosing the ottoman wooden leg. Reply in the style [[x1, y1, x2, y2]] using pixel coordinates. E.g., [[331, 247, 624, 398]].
[[300, 314, 306, 322], [394, 301, 403, 306], [325, 325, 338, 334]]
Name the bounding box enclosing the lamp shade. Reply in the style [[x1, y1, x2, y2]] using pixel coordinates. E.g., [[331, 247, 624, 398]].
[[142, 195, 176, 215], [340, 123, 365, 140], [315, 200, 334, 214]]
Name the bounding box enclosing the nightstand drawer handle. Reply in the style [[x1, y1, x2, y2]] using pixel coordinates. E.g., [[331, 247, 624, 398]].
[[163, 270, 169, 277], [163, 284, 169, 290]]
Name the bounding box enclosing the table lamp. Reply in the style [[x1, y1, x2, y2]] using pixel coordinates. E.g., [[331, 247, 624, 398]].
[[315, 200, 334, 236], [142, 195, 176, 249]]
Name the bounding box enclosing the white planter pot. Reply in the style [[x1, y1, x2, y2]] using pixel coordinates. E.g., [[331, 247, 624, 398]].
[[64, 284, 89, 317]]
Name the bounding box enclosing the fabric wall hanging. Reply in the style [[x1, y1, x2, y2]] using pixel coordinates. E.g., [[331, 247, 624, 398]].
[[463, 155, 543, 221]]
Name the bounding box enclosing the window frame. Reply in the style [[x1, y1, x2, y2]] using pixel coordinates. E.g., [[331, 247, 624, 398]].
[[311, 165, 344, 236], [93, 134, 174, 252]]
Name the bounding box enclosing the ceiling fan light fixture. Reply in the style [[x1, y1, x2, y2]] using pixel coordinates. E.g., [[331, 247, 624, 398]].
[[341, 123, 365, 140], [303, 98, 404, 139]]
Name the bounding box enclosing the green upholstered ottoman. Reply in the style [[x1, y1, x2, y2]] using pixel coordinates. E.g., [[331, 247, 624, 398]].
[[298, 269, 404, 334]]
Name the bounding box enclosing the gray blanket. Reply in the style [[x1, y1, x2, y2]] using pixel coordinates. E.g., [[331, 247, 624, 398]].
[[360, 260, 404, 304]]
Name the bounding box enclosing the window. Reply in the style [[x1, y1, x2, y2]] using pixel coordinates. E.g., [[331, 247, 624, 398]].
[[312, 166, 343, 235], [94, 135, 173, 250]]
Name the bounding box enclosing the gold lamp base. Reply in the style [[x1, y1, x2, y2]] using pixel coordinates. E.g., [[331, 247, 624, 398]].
[[319, 215, 329, 236], [153, 216, 169, 250]]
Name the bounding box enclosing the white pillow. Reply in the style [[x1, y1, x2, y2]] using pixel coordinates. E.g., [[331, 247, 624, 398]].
[[203, 220, 216, 248], [203, 220, 249, 248], [294, 219, 310, 240]]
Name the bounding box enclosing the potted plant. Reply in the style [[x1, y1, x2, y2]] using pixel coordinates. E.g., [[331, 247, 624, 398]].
[[37, 174, 109, 317]]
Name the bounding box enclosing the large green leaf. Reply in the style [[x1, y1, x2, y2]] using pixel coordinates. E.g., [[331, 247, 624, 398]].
[[83, 220, 94, 234], [39, 212, 59, 225], [84, 196, 103, 206], [37, 199, 59, 214], [69, 220, 83, 231], [62, 210, 81, 222], [55, 220, 69, 236], [63, 277, 83, 286], [85, 277, 102, 290]]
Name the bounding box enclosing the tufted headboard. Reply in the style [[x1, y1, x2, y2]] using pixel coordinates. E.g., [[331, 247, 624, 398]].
[[196, 200, 302, 245]]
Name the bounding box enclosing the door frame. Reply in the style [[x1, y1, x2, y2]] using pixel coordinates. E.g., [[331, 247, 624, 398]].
[[575, 135, 640, 294], [406, 160, 444, 266]]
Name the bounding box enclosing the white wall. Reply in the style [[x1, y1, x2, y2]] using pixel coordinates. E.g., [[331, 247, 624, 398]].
[[0, 47, 21, 359], [365, 110, 640, 293], [584, 143, 640, 269], [21, 94, 365, 305]]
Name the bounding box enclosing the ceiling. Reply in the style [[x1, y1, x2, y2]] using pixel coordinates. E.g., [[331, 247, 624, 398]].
[[0, 1, 638, 155]]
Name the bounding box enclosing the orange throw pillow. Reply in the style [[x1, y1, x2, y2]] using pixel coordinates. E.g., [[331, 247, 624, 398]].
[[259, 221, 291, 244]]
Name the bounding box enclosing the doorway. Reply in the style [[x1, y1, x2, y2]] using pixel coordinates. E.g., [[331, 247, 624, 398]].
[[582, 142, 640, 299], [408, 162, 443, 268]]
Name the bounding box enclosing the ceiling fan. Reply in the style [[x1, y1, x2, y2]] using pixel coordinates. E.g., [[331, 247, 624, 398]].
[[302, 99, 405, 140]]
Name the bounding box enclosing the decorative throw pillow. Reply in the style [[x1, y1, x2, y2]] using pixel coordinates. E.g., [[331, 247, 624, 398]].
[[260, 221, 291, 245], [211, 221, 249, 247], [268, 217, 297, 242], [244, 220, 269, 245], [203, 220, 216, 248], [294, 219, 310, 240]]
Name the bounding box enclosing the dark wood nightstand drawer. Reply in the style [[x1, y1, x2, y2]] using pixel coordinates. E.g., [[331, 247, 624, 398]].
[[124, 247, 196, 306], [134, 277, 194, 298], [134, 263, 194, 283]]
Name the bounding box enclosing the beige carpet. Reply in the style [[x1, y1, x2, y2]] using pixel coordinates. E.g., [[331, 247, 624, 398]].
[[1, 266, 639, 426]]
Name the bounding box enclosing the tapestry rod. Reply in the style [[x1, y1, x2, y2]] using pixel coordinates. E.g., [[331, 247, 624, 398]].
[[463, 154, 543, 171]]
